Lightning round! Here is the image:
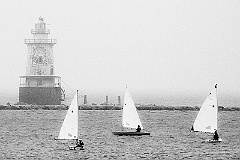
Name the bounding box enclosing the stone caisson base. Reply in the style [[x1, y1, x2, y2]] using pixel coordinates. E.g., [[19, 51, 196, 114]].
[[19, 87, 62, 105]]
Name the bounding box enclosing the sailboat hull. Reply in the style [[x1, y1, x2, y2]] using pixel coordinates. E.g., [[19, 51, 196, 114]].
[[69, 146, 84, 150], [112, 132, 150, 136], [206, 138, 222, 143]]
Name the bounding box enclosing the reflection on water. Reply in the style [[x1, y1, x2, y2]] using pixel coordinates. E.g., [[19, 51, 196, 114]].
[[0, 110, 239, 159]]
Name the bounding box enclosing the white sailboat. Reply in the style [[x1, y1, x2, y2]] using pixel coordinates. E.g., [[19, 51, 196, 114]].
[[191, 84, 222, 142], [56, 90, 84, 149], [112, 87, 150, 136]]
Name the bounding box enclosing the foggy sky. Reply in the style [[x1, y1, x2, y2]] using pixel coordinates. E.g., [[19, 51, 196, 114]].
[[1, 0, 240, 104]]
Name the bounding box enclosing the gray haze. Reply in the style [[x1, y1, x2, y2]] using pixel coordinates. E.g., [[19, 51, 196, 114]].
[[1, 1, 240, 106]]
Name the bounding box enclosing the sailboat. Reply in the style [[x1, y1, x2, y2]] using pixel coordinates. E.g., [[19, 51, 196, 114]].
[[191, 84, 222, 143], [55, 90, 84, 150], [112, 87, 150, 136]]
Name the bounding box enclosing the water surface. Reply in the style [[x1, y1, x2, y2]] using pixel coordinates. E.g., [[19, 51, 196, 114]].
[[0, 110, 239, 159]]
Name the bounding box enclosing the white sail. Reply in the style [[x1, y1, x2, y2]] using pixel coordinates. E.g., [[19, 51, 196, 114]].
[[57, 92, 79, 140], [192, 84, 218, 133], [122, 88, 143, 129]]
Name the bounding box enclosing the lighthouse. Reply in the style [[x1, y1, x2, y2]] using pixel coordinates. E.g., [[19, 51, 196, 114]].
[[19, 17, 64, 105]]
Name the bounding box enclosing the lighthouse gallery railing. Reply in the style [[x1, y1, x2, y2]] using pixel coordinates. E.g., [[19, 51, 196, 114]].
[[24, 39, 57, 44]]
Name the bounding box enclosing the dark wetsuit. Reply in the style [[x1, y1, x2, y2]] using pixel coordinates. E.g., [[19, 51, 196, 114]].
[[76, 140, 84, 148], [136, 125, 141, 132], [213, 131, 219, 140]]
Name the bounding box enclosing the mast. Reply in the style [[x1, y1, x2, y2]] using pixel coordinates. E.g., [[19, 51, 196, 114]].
[[121, 85, 127, 129], [215, 84, 218, 130], [76, 90, 79, 140]]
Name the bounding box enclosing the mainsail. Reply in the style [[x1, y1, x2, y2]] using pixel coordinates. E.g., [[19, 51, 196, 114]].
[[57, 92, 79, 140], [122, 88, 143, 129], [192, 84, 218, 133]]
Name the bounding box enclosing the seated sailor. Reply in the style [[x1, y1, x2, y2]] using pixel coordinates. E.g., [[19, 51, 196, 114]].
[[75, 139, 84, 148], [213, 130, 219, 141], [136, 125, 141, 132]]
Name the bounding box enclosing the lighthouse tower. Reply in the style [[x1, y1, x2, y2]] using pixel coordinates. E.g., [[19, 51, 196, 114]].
[[19, 17, 64, 105]]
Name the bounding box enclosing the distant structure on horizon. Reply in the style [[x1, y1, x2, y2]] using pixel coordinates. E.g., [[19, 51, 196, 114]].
[[83, 95, 87, 104], [19, 17, 64, 105], [106, 95, 109, 105], [118, 96, 121, 105]]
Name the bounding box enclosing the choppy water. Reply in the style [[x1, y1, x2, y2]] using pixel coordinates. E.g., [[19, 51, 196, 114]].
[[0, 110, 239, 159]]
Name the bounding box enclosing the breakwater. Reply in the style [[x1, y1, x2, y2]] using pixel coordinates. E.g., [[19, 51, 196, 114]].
[[0, 104, 239, 111], [0, 104, 68, 110]]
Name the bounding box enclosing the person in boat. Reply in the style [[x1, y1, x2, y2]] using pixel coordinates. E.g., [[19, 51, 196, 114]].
[[136, 125, 141, 132], [75, 139, 84, 148], [213, 130, 219, 141]]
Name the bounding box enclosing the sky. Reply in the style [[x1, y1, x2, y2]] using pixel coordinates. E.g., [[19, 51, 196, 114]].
[[0, 0, 240, 106]]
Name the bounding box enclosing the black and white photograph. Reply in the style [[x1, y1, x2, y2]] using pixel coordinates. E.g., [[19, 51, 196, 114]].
[[0, 0, 240, 159]]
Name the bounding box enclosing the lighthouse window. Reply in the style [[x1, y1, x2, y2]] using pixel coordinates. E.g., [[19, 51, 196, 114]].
[[50, 68, 54, 75], [37, 79, 43, 86], [39, 57, 43, 63]]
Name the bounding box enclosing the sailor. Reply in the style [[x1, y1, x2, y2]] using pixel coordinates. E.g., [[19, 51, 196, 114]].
[[75, 139, 84, 149], [136, 125, 141, 132], [213, 130, 219, 141]]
